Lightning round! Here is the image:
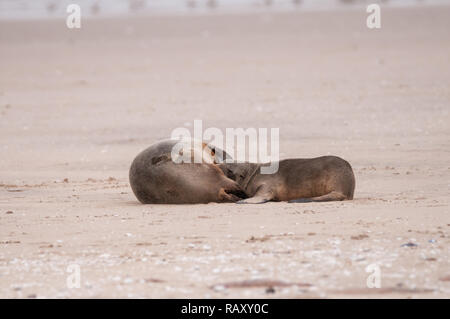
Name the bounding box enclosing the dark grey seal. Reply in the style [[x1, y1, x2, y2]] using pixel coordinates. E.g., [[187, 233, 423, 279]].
[[129, 139, 246, 204]]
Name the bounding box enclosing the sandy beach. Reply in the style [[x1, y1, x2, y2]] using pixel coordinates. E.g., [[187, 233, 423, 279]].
[[0, 6, 449, 298]]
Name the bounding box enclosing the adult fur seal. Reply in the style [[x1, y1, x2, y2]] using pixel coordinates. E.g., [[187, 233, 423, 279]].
[[218, 156, 355, 204], [129, 139, 247, 204]]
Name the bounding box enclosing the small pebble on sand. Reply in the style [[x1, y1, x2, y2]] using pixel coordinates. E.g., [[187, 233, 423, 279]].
[[265, 287, 276, 294], [401, 242, 418, 248]]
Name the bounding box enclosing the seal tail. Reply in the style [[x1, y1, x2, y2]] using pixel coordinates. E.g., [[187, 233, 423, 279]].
[[288, 191, 347, 203]]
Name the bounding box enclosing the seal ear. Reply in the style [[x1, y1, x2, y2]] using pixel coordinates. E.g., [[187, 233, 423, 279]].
[[151, 154, 171, 165]]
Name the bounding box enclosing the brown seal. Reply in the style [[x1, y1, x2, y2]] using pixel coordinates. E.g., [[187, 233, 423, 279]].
[[218, 156, 355, 204], [129, 139, 247, 204]]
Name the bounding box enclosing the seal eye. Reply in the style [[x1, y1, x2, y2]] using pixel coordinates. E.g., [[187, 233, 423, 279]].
[[151, 155, 170, 165]]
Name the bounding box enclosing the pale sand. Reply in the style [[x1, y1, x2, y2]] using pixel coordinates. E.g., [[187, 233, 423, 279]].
[[0, 7, 449, 298]]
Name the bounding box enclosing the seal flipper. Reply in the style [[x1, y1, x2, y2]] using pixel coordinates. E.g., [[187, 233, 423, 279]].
[[236, 186, 273, 204], [226, 188, 248, 200], [288, 191, 347, 203], [288, 198, 313, 203], [218, 181, 248, 203], [236, 196, 271, 204]]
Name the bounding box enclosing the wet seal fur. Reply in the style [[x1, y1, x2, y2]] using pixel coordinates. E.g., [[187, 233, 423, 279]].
[[218, 156, 355, 204], [129, 139, 247, 204]]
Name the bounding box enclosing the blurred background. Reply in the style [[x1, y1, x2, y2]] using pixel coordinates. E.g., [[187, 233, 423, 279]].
[[0, 0, 448, 20], [1, 0, 450, 300]]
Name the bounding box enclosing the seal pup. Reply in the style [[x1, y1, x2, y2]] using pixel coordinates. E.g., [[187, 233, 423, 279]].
[[218, 156, 355, 204], [129, 139, 247, 204]]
